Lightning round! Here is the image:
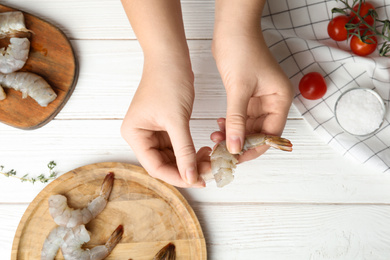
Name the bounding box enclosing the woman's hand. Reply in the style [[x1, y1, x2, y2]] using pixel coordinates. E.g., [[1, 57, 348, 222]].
[[211, 0, 294, 162], [121, 59, 210, 187], [120, 0, 210, 187]]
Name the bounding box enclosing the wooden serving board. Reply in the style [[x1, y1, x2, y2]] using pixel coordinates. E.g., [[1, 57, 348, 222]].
[[11, 162, 207, 259], [0, 4, 78, 130]]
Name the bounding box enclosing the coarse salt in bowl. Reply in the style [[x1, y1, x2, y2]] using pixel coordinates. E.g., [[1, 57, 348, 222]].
[[334, 88, 386, 136]]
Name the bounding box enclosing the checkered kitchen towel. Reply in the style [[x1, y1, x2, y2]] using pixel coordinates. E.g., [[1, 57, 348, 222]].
[[262, 0, 390, 173]]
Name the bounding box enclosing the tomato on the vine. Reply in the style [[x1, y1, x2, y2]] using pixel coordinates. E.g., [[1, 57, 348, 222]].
[[299, 72, 327, 100], [350, 31, 378, 56], [327, 15, 351, 41], [351, 2, 375, 26]]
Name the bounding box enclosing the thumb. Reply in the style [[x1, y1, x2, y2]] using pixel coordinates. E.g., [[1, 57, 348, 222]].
[[225, 89, 251, 154], [167, 122, 199, 185]]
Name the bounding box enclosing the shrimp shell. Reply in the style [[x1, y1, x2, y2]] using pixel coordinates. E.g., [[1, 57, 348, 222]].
[[207, 133, 293, 187], [0, 72, 57, 107], [0, 37, 30, 74], [60, 224, 123, 260], [0, 11, 31, 38], [48, 172, 114, 228]]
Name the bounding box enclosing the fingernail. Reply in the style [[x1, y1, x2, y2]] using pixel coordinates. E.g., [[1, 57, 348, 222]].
[[228, 135, 242, 154], [186, 167, 198, 185]]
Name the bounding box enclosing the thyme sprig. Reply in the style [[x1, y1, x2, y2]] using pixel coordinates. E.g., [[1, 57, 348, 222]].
[[332, 0, 390, 56], [0, 161, 58, 184]]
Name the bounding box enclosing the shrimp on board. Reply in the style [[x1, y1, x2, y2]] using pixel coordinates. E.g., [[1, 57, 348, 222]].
[[41, 224, 123, 260], [48, 172, 114, 228], [61, 224, 123, 260], [0, 37, 30, 74], [0, 71, 57, 107], [0, 11, 32, 38], [202, 133, 293, 188]]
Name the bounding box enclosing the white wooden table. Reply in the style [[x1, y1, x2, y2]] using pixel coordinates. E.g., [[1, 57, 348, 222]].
[[2, 1, 390, 259]]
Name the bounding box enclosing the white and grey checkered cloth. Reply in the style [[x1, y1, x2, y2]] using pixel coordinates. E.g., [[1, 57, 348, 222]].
[[262, 0, 390, 173]]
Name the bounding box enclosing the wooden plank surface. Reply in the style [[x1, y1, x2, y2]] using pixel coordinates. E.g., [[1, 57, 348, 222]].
[[1, 0, 390, 259], [1, 119, 389, 205], [3, 203, 390, 260], [54, 39, 301, 120], [0, 0, 215, 40]]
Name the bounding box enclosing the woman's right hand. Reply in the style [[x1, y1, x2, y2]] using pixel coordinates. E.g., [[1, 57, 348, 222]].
[[121, 58, 210, 188]]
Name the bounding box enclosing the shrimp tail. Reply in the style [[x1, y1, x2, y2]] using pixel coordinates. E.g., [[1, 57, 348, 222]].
[[264, 136, 293, 152], [104, 225, 124, 253], [153, 243, 176, 260], [243, 133, 293, 152], [100, 172, 114, 200]]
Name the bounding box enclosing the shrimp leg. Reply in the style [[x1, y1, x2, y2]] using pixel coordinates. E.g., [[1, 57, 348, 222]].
[[48, 172, 114, 228], [61, 224, 123, 260], [207, 133, 293, 187]]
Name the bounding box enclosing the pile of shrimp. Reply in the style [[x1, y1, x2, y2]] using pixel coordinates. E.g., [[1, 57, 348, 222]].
[[201, 133, 293, 188], [41, 172, 123, 260], [0, 11, 57, 107]]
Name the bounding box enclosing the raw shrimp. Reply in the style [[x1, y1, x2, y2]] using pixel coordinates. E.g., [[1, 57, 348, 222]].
[[61, 224, 123, 260], [48, 172, 114, 228], [0, 71, 57, 107], [153, 243, 176, 260], [0, 37, 30, 73], [41, 226, 68, 260], [204, 133, 293, 187], [41, 225, 123, 260], [0, 11, 31, 38]]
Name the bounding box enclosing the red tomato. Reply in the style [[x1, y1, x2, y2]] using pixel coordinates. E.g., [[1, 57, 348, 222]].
[[299, 72, 327, 100], [350, 31, 378, 56], [328, 15, 351, 41], [351, 2, 375, 26]]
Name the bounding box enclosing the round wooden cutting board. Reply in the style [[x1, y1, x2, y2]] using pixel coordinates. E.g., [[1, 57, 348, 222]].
[[11, 162, 207, 259], [0, 4, 78, 130]]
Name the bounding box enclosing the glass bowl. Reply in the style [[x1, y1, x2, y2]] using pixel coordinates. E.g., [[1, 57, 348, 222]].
[[334, 88, 386, 137]]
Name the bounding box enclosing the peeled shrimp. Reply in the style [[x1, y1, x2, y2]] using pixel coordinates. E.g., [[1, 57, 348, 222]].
[[61, 224, 123, 260], [41, 226, 69, 260], [41, 225, 123, 260], [0, 37, 30, 73], [0, 11, 31, 38], [48, 172, 114, 228], [204, 133, 293, 187], [0, 72, 57, 107]]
